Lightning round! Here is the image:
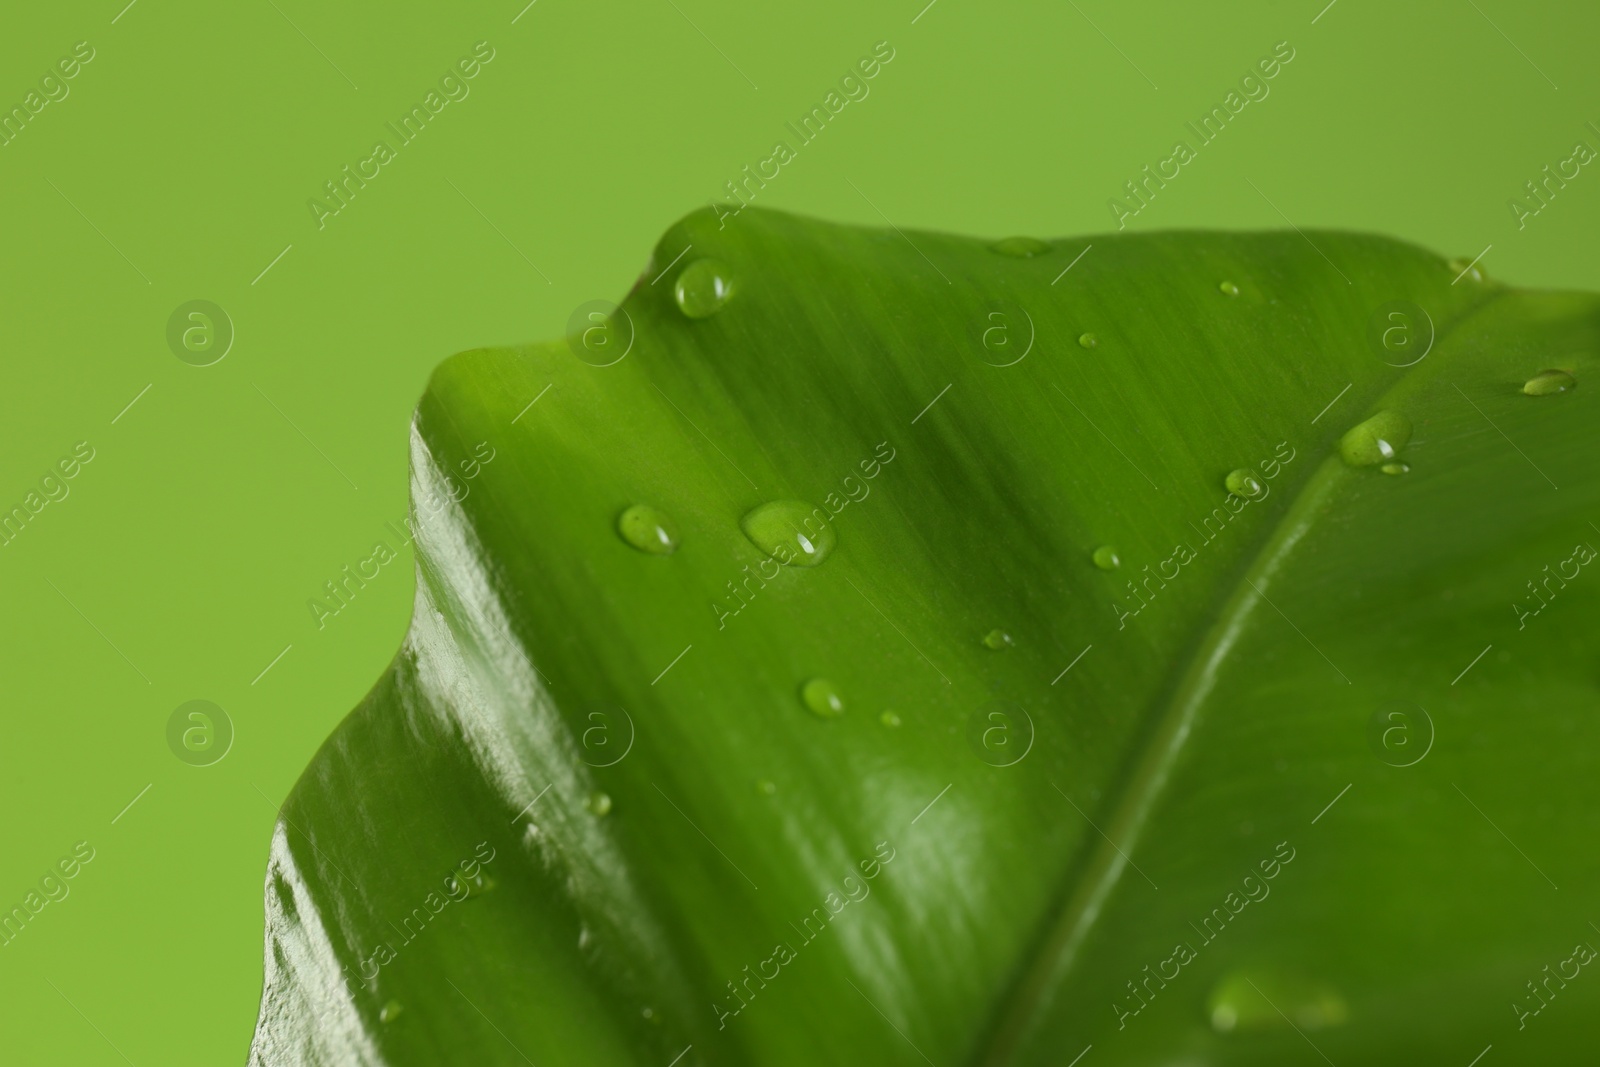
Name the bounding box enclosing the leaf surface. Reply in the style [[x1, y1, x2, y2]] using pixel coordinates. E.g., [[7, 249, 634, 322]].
[[250, 208, 1600, 1066]]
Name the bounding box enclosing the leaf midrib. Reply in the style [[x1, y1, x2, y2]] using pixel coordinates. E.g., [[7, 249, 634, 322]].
[[973, 284, 1509, 1066]]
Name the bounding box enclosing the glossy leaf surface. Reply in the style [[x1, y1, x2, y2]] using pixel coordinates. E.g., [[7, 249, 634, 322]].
[[250, 208, 1600, 1066]]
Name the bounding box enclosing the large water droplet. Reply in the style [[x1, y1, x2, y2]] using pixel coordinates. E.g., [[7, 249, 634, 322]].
[[741, 500, 836, 567], [1219, 280, 1240, 297], [990, 236, 1051, 258], [587, 791, 612, 817], [801, 677, 845, 718], [1078, 332, 1098, 349], [617, 504, 679, 555], [1208, 969, 1349, 1034], [673, 259, 734, 318], [379, 1000, 404, 1024], [983, 629, 1014, 650], [1523, 369, 1576, 396], [1225, 467, 1265, 499], [1092, 545, 1121, 571], [1339, 410, 1412, 467]]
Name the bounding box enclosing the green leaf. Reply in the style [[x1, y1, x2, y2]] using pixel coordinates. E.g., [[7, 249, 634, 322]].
[[250, 208, 1600, 1066]]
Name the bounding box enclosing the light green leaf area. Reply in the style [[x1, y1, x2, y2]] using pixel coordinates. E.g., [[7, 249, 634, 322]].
[[250, 207, 1600, 1066]]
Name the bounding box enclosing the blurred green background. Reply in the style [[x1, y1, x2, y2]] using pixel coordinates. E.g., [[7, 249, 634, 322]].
[[0, 0, 1593, 1061]]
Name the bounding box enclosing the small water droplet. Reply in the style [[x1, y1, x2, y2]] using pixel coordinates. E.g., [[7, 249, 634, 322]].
[[1219, 280, 1240, 297], [801, 677, 845, 718], [880, 710, 901, 728], [587, 791, 612, 817], [1339, 410, 1412, 467], [673, 259, 734, 318], [990, 236, 1052, 258], [982, 629, 1014, 650], [1381, 461, 1410, 475], [642, 1006, 659, 1023], [617, 504, 679, 555], [741, 501, 836, 567], [456, 871, 497, 899], [1078, 332, 1098, 349], [1446, 256, 1487, 283], [1092, 545, 1121, 571], [1225, 467, 1265, 499], [756, 779, 777, 795], [380, 1000, 403, 1024], [1523, 368, 1576, 396], [578, 925, 592, 950], [1208, 969, 1349, 1034]]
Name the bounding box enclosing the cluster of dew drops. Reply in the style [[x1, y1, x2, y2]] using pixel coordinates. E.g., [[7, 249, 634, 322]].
[[462, 240, 1581, 1039], [602, 244, 1577, 751]]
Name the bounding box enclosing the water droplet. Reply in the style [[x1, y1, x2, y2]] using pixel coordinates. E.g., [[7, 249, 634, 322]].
[[1078, 332, 1098, 349], [1446, 256, 1487, 284], [578, 925, 592, 950], [1381, 461, 1410, 475], [982, 629, 1014, 650], [801, 677, 845, 718], [741, 501, 836, 567], [1208, 969, 1349, 1035], [380, 1000, 403, 1024], [1339, 410, 1412, 467], [990, 236, 1052, 257], [455, 870, 497, 899], [1523, 369, 1576, 396], [673, 259, 734, 318], [1225, 467, 1265, 499], [1092, 545, 1121, 571], [642, 1006, 659, 1023], [587, 791, 612, 817], [617, 504, 679, 555], [880, 710, 902, 728], [1219, 280, 1240, 297], [756, 779, 777, 795]]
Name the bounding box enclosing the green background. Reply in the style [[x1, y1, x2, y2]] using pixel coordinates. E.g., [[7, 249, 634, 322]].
[[0, 0, 1593, 1061]]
